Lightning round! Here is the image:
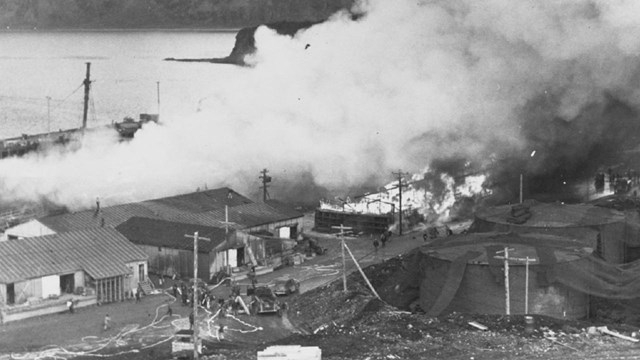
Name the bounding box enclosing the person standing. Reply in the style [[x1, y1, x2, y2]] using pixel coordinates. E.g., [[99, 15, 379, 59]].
[[67, 299, 74, 314], [103, 314, 111, 331], [189, 311, 194, 330]]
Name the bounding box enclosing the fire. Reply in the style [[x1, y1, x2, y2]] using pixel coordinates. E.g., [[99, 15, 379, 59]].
[[319, 169, 492, 227]]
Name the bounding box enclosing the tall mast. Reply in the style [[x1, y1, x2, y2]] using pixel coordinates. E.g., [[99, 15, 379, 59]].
[[82, 62, 91, 130]]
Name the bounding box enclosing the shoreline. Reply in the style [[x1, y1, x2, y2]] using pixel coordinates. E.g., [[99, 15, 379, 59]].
[[0, 27, 241, 33]]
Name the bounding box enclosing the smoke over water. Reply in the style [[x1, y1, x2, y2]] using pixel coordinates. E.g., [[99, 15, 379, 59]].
[[3, 0, 640, 211]]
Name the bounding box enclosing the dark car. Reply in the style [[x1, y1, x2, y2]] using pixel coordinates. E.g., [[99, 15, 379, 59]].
[[250, 286, 282, 316], [273, 277, 300, 296]]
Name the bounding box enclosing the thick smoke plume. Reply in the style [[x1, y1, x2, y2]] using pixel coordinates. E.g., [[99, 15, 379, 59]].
[[3, 0, 640, 210]]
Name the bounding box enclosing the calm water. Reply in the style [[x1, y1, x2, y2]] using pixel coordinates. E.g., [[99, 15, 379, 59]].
[[0, 31, 239, 138]]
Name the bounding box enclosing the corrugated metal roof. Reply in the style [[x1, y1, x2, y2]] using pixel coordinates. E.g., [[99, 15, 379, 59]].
[[151, 187, 253, 212], [265, 200, 305, 219], [36, 188, 301, 233], [206, 202, 303, 228], [0, 227, 148, 283], [116, 217, 227, 252]]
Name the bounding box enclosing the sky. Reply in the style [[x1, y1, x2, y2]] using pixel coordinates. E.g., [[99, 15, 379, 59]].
[[2, 0, 640, 210]]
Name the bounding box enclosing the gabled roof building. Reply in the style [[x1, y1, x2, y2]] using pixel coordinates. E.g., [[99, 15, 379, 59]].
[[0, 227, 148, 323], [3, 187, 303, 241]]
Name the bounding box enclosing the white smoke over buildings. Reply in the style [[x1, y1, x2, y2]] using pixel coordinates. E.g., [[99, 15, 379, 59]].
[[2, 0, 640, 210]]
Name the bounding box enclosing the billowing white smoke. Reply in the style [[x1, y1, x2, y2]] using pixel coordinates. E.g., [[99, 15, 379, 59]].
[[2, 0, 640, 210]]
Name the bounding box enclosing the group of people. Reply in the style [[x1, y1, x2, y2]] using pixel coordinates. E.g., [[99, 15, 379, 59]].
[[373, 231, 393, 251], [172, 281, 217, 310]]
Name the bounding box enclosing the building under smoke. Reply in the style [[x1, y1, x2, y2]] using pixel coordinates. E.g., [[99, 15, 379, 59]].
[[398, 200, 640, 320], [470, 200, 637, 264], [404, 228, 640, 319], [418, 232, 595, 319]]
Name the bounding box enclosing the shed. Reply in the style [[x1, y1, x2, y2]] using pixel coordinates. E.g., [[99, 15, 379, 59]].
[[0, 227, 148, 312]]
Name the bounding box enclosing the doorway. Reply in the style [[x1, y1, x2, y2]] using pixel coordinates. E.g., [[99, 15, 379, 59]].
[[60, 273, 75, 294], [7, 283, 15, 305], [237, 247, 245, 266], [138, 264, 145, 282]]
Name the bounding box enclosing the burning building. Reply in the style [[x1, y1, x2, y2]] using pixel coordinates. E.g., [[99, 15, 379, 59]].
[[314, 170, 489, 234]]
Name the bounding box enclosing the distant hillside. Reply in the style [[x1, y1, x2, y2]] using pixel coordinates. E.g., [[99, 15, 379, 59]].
[[0, 0, 354, 30]]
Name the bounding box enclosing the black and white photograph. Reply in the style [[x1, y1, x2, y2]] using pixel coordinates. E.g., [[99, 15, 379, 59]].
[[2, 1, 640, 359]]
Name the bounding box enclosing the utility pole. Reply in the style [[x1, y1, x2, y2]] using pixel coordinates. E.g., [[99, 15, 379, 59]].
[[82, 62, 91, 130], [495, 249, 537, 314], [332, 224, 352, 292], [495, 247, 513, 315], [259, 168, 272, 202], [220, 205, 236, 273], [519, 174, 523, 204], [184, 231, 210, 360], [392, 170, 409, 235]]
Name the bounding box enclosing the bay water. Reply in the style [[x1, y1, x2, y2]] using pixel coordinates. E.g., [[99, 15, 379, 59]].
[[0, 30, 240, 139]]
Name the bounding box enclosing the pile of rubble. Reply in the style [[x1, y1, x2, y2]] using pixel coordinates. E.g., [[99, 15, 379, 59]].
[[201, 254, 640, 360], [277, 255, 640, 360]]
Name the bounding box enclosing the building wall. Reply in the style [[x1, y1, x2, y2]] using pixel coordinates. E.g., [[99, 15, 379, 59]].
[[74, 271, 85, 290], [419, 256, 589, 319], [599, 223, 626, 264], [125, 260, 148, 292], [210, 238, 266, 277], [1, 296, 97, 324], [13, 278, 43, 304], [2, 220, 55, 241], [138, 245, 211, 280], [470, 217, 625, 264], [314, 210, 391, 234], [0, 271, 86, 306], [246, 218, 302, 239], [41, 275, 60, 298]]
